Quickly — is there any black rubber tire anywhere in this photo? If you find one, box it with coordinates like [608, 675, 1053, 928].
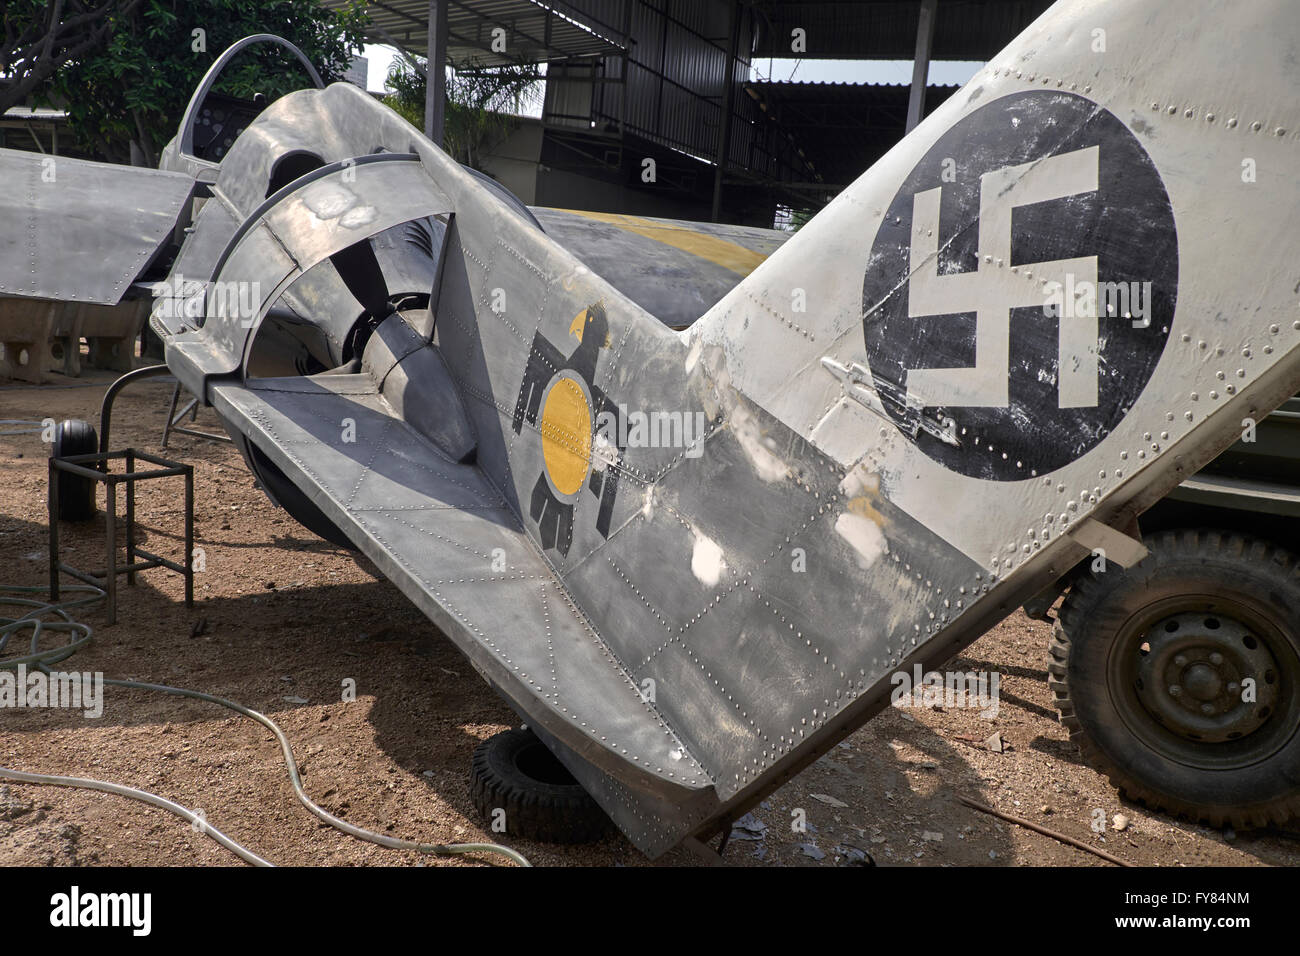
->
[469, 729, 613, 844]
[51, 419, 98, 522]
[1049, 528, 1300, 829]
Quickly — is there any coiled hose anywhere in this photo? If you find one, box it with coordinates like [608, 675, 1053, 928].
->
[0, 583, 530, 867]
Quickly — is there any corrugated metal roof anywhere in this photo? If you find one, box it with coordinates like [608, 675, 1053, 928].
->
[327, 0, 626, 65]
[1, 107, 69, 120]
[749, 0, 1054, 60]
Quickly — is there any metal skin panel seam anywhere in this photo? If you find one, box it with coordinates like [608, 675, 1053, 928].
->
[68, 0, 1297, 856]
[210, 383, 713, 810]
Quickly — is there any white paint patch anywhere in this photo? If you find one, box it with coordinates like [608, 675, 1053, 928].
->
[591, 429, 617, 472]
[561, 265, 590, 291]
[303, 183, 356, 220]
[340, 204, 378, 229]
[838, 466, 880, 499]
[835, 511, 886, 569]
[642, 486, 655, 520]
[691, 531, 726, 586]
[729, 404, 790, 483]
[684, 334, 703, 374]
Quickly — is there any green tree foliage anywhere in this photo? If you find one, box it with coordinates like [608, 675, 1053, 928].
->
[384, 54, 541, 170]
[1, 1, 140, 115]
[42, 0, 368, 165]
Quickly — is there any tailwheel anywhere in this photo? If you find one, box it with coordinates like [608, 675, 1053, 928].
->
[469, 728, 614, 844]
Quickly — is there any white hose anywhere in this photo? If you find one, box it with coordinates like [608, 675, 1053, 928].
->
[1, 584, 530, 867]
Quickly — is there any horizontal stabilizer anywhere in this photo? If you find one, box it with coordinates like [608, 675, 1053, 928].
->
[0, 148, 193, 305]
[210, 374, 715, 853]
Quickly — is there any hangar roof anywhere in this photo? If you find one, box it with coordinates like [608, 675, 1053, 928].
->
[323, 0, 626, 66]
[749, 0, 1054, 60]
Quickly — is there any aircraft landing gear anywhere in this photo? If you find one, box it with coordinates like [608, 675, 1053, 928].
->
[470, 728, 613, 845]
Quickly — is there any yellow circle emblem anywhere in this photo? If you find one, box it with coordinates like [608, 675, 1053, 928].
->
[540, 375, 592, 498]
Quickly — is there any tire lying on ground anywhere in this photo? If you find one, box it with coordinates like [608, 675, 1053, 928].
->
[51, 419, 98, 522]
[470, 728, 614, 844]
[1049, 528, 1300, 829]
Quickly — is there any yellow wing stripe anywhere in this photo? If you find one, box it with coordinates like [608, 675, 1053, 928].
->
[555, 209, 770, 276]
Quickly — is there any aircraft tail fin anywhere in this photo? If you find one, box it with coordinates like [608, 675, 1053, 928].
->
[687, 0, 1300, 505]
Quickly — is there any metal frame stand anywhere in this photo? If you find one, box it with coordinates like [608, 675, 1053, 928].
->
[49, 448, 194, 625]
[162, 380, 231, 448]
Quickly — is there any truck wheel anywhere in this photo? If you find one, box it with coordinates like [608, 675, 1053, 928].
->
[469, 728, 613, 844]
[51, 419, 98, 522]
[1049, 528, 1300, 829]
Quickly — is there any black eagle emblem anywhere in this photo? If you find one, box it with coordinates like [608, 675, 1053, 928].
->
[512, 302, 624, 555]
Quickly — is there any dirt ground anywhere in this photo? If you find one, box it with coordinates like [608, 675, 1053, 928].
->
[2, 368, 1297, 868]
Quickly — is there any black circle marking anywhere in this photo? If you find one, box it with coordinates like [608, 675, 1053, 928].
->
[862, 91, 1178, 481]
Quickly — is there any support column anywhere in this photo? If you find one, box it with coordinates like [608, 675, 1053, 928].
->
[905, 0, 937, 134]
[711, 0, 742, 223]
[424, 0, 448, 146]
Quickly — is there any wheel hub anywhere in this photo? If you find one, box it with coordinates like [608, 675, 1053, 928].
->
[1134, 612, 1280, 743]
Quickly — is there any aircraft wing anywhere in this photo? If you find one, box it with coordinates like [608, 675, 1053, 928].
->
[0, 148, 194, 306]
[531, 208, 788, 328]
